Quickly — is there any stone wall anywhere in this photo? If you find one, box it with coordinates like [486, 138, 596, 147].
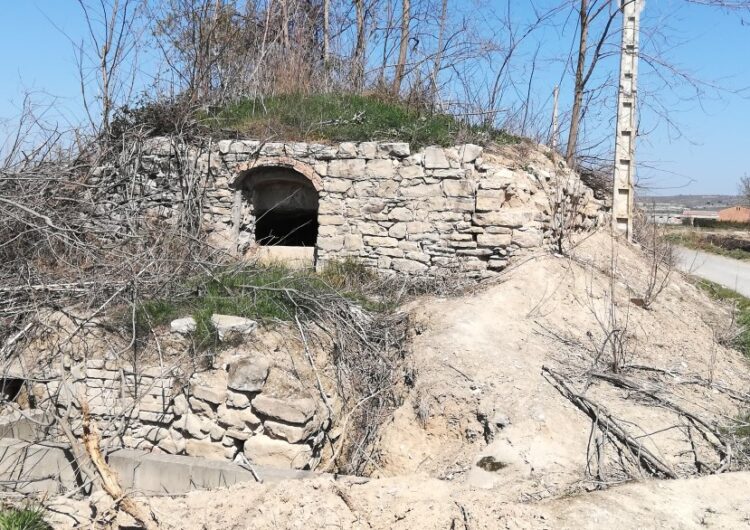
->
[94, 138, 604, 276]
[26, 316, 327, 471]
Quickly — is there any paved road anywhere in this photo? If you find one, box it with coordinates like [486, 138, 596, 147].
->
[674, 246, 750, 297]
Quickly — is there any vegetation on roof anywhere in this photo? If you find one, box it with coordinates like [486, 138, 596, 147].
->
[115, 93, 520, 149]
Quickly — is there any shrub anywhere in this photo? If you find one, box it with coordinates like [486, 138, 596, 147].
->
[0, 506, 51, 530]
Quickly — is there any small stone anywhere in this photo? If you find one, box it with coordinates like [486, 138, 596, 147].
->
[226, 390, 251, 408]
[511, 229, 543, 248]
[251, 395, 316, 425]
[211, 315, 258, 341]
[170, 317, 196, 334]
[264, 420, 317, 444]
[158, 434, 186, 454]
[227, 357, 270, 393]
[185, 439, 225, 460]
[190, 384, 227, 405]
[217, 404, 261, 429]
[459, 144, 483, 163]
[243, 434, 312, 469]
[173, 394, 189, 416]
[189, 397, 214, 415]
[184, 414, 208, 439]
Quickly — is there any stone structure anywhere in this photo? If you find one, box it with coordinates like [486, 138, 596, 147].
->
[19, 316, 327, 471]
[95, 139, 603, 276]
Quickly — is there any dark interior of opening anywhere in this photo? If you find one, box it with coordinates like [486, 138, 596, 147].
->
[255, 210, 318, 246]
[0, 377, 24, 402]
[242, 167, 319, 247]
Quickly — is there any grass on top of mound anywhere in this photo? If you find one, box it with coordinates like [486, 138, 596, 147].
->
[124, 259, 392, 352]
[198, 93, 519, 148]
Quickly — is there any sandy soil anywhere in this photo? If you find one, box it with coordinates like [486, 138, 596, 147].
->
[49, 231, 750, 529]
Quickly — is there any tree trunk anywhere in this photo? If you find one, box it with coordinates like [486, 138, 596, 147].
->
[392, 0, 410, 95]
[353, 0, 366, 91]
[566, 0, 588, 167]
[323, 0, 330, 66]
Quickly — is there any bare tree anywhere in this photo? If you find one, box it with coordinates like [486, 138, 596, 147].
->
[76, 0, 140, 134]
[392, 0, 411, 95]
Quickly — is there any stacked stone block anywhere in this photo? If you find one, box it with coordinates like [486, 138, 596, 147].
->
[93, 138, 604, 276]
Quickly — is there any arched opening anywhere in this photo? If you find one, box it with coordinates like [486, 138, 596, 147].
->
[239, 166, 319, 247]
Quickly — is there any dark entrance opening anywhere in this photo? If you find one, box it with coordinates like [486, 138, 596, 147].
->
[241, 167, 319, 247]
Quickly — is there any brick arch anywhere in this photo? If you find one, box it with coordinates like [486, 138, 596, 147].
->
[233, 157, 323, 191]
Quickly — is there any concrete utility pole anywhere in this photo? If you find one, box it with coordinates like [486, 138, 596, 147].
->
[551, 85, 559, 151]
[612, 0, 645, 240]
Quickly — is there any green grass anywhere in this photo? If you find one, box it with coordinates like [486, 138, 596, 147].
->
[126, 259, 392, 351]
[198, 93, 519, 148]
[666, 231, 750, 261]
[0, 506, 50, 530]
[694, 278, 750, 357]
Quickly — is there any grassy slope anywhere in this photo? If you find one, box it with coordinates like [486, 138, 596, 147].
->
[694, 278, 750, 356]
[667, 230, 750, 261]
[198, 93, 519, 148]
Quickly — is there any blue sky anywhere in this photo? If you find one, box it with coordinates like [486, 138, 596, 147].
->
[1, 1, 748, 195]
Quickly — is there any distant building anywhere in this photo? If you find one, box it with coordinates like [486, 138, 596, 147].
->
[718, 206, 750, 223]
[680, 209, 719, 226]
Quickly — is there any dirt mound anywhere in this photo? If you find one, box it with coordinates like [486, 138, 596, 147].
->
[48, 230, 750, 528]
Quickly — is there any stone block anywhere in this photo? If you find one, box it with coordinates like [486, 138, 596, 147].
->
[189, 397, 214, 415]
[400, 183, 442, 198]
[337, 142, 358, 158]
[472, 210, 534, 228]
[285, 142, 309, 157]
[328, 159, 365, 178]
[318, 214, 346, 225]
[388, 223, 408, 239]
[190, 384, 227, 405]
[477, 234, 512, 247]
[459, 144, 483, 163]
[388, 207, 413, 221]
[366, 159, 396, 179]
[243, 434, 312, 469]
[344, 234, 364, 250]
[210, 315, 258, 341]
[424, 147, 450, 169]
[317, 236, 344, 251]
[363, 236, 399, 248]
[170, 317, 197, 335]
[398, 165, 425, 179]
[442, 180, 474, 197]
[217, 404, 261, 430]
[259, 142, 284, 156]
[264, 420, 317, 444]
[309, 144, 339, 160]
[378, 142, 410, 158]
[226, 390, 251, 408]
[391, 258, 429, 274]
[511, 229, 543, 248]
[139, 411, 175, 423]
[324, 178, 352, 193]
[251, 396, 316, 425]
[173, 394, 189, 415]
[356, 142, 377, 159]
[185, 439, 225, 460]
